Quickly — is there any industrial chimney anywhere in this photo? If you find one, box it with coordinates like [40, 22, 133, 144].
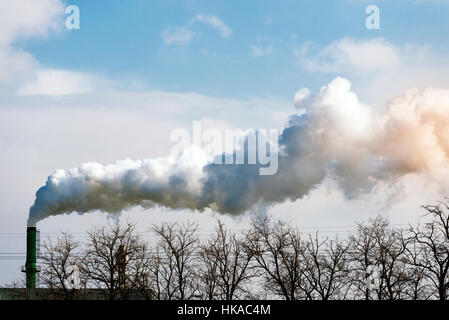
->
[22, 227, 40, 289]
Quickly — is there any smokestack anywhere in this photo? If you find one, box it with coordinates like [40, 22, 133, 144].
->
[22, 227, 40, 289]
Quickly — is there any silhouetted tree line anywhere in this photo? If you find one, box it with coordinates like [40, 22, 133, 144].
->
[38, 201, 449, 300]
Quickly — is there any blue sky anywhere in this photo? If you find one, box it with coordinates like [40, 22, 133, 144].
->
[20, 0, 449, 98]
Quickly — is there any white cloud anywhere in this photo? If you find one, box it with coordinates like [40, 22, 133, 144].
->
[193, 14, 232, 39]
[294, 37, 449, 108]
[296, 37, 400, 73]
[162, 14, 231, 47]
[0, 0, 64, 45]
[0, 0, 64, 90]
[0, 46, 37, 86]
[17, 69, 95, 95]
[293, 87, 311, 109]
[161, 26, 195, 46]
[250, 45, 274, 57]
[0, 0, 97, 96]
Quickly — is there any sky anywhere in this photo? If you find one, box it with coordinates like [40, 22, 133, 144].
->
[1, 0, 449, 285]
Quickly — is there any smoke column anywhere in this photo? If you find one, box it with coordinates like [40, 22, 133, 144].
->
[28, 77, 449, 226]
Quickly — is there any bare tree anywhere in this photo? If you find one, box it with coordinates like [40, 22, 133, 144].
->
[152, 221, 199, 300]
[349, 215, 409, 300]
[40, 232, 84, 300]
[245, 216, 312, 300]
[81, 223, 147, 300]
[373, 223, 408, 300]
[348, 218, 378, 300]
[408, 202, 449, 300]
[198, 220, 254, 300]
[129, 246, 176, 300]
[403, 239, 433, 300]
[126, 244, 156, 300]
[302, 234, 350, 300]
[197, 244, 219, 300]
[12, 203, 449, 301]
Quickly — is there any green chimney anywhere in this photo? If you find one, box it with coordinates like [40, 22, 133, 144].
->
[22, 227, 40, 289]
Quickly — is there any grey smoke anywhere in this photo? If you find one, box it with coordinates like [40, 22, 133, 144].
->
[28, 77, 449, 226]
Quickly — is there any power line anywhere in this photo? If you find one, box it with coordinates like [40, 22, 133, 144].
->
[0, 223, 416, 236]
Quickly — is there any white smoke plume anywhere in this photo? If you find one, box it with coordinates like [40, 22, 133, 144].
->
[28, 77, 449, 226]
